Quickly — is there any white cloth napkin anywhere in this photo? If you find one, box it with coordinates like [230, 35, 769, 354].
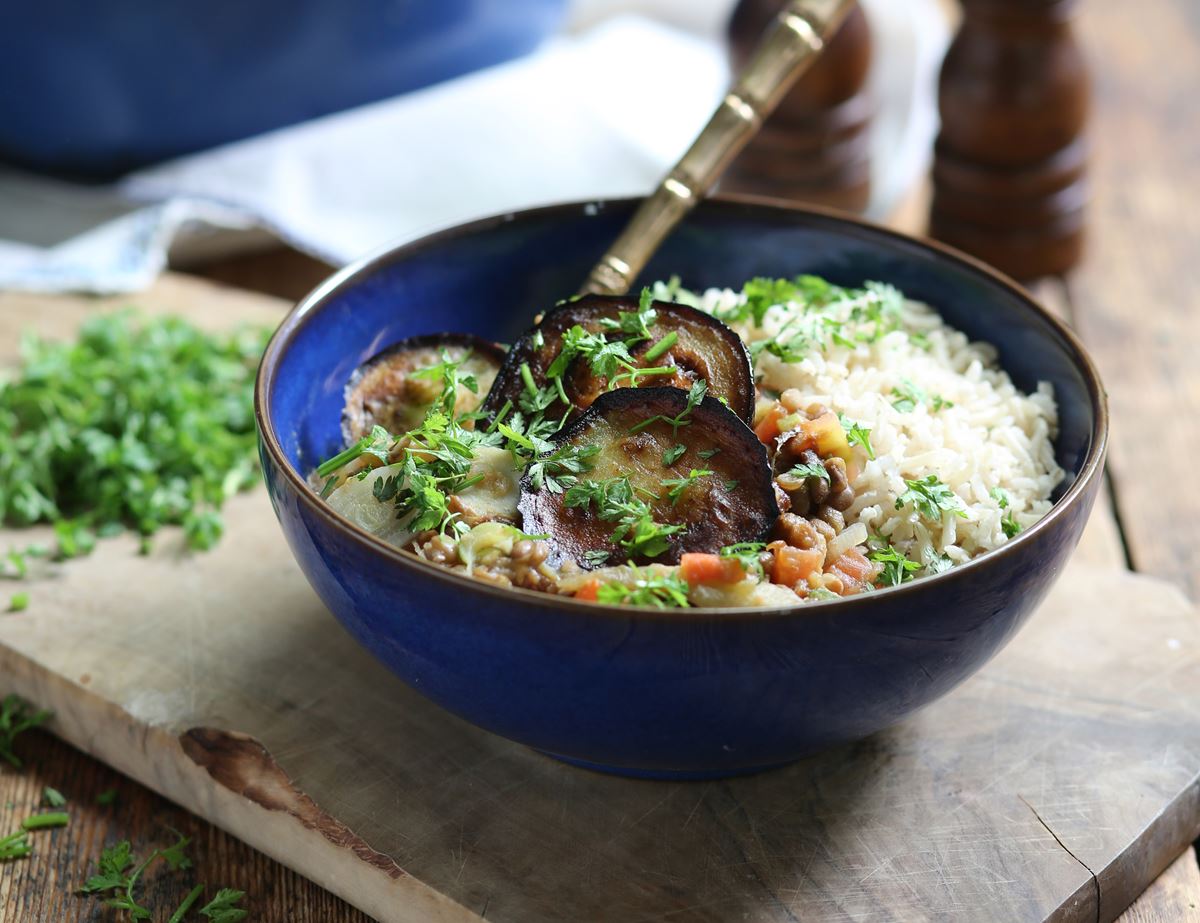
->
[0, 5, 948, 295]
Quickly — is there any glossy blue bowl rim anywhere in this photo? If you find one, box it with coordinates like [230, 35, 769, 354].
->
[254, 195, 1109, 622]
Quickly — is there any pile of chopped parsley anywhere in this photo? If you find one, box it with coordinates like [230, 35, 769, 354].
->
[0, 312, 271, 577]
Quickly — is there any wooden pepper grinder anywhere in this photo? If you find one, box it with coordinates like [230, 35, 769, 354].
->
[722, 0, 873, 213]
[931, 0, 1089, 280]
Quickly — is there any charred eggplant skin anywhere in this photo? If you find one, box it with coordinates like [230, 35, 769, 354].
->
[481, 295, 755, 425]
[341, 333, 505, 443]
[518, 387, 779, 568]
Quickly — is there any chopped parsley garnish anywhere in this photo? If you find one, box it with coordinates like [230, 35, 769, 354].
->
[697, 447, 721, 460]
[868, 542, 921, 587]
[526, 442, 599, 494]
[719, 542, 767, 578]
[839, 414, 875, 459]
[581, 549, 611, 567]
[596, 569, 690, 608]
[662, 444, 687, 466]
[990, 487, 1022, 537]
[598, 287, 658, 342]
[315, 424, 393, 479]
[80, 832, 193, 919]
[923, 551, 955, 575]
[662, 469, 713, 505]
[784, 461, 830, 482]
[0, 694, 51, 768]
[629, 378, 707, 437]
[22, 812, 68, 830]
[42, 787, 66, 807]
[805, 586, 839, 601]
[0, 828, 31, 861]
[564, 477, 684, 559]
[896, 475, 968, 521]
[197, 888, 249, 923]
[891, 378, 952, 413]
[0, 312, 269, 557]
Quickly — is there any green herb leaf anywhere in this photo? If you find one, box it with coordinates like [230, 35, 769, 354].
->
[719, 542, 767, 578]
[564, 477, 685, 560]
[96, 788, 117, 806]
[839, 414, 875, 460]
[42, 787, 66, 807]
[0, 694, 52, 769]
[581, 549, 611, 567]
[22, 812, 68, 831]
[7, 592, 28, 612]
[896, 475, 968, 521]
[784, 462, 830, 482]
[596, 568, 690, 608]
[868, 542, 921, 587]
[199, 887, 249, 923]
[662, 444, 687, 466]
[662, 469, 712, 505]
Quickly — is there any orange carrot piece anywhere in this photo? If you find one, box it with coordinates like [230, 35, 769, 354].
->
[768, 541, 825, 588]
[574, 578, 601, 602]
[680, 553, 745, 586]
[754, 406, 784, 445]
[828, 548, 874, 595]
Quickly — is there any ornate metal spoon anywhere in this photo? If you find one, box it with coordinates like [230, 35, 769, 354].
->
[580, 0, 855, 296]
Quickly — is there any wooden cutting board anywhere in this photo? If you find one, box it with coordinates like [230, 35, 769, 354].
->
[1, 276, 1198, 923]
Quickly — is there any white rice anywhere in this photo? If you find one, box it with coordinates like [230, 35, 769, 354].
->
[665, 282, 1064, 569]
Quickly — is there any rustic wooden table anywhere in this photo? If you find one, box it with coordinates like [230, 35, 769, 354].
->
[2, 0, 1199, 919]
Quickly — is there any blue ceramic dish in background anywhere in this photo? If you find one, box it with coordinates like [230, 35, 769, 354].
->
[255, 198, 1107, 779]
[0, 0, 566, 178]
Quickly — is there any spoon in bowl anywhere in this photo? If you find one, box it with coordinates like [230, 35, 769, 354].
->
[580, 0, 855, 297]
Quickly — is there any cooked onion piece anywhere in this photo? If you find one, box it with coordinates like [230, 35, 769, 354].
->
[518, 387, 778, 568]
[342, 334, 504, 443]
[481, 295, 755, 425]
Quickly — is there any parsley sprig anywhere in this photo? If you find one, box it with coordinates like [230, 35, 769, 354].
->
[80, 835, 248, 922]
[564, 477, 684, 559]
[596, 569, 690, 608]
[0, 694, 52, 769]
[867, 538, 920, 587]
[839, 414, 875, 460]
[719, 542, 768, 578]
[629, 379, 708, 437]
[896, 475, 968, 521]
[662, 469, 713, 505]
[990, 487, 1022, 538]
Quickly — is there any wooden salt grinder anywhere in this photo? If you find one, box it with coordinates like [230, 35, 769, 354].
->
[931, 0, 1089, 281]
[723, 0, 872, 213]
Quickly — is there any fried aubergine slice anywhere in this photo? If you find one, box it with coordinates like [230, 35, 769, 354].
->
[342, 333, 505, 443]
[518, 387, 778, 568]
[480, 294, 755, 426]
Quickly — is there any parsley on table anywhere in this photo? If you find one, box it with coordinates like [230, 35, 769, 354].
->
[96, 788, 118, 806]
[42, 786, 66, 807]
[198, 888, 249, 922]
[0, 312, 269, 558]
[0, 828, 31, 861]
[564, 477, 685, 559]
[896, 475, 968, 521]
[80, 833, 193, 920]
[662, 469, 713, 505]
[596, 569, 691, 608]
[839, 414, 875, 460]
[0, 694, 52, 769]
[7, 592, 27, 612]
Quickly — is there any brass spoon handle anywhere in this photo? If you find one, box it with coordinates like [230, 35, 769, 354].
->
[580, 0, 855, 297]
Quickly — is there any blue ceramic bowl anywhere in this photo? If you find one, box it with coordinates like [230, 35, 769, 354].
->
[255, 198, 1107, 779]
[0, 0, 565, 178]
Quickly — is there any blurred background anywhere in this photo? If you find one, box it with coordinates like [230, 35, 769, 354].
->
[0, 0, 953, 296]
